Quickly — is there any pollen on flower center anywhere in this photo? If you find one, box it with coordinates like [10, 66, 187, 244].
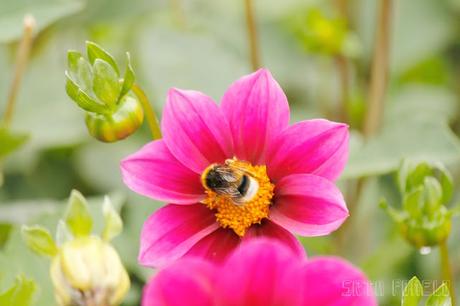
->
[201, 159, 275, 237]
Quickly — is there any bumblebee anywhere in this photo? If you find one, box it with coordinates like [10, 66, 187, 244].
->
[201, 159, 259, 204]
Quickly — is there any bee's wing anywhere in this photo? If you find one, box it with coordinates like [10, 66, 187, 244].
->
[211, 167, 242, 197]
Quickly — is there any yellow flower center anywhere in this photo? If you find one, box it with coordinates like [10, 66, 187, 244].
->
[201, 159, 275, 237]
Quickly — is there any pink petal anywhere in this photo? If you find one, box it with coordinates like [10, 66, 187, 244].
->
[185, 228, 241, 264]
[139, 204, 219, 268]
[162, 88, 233, 173]
[215, 239, 304, 306]
[303, 257, 377, 306]
[121, 140, 204, 204]
[270, 174, 348, 236]
[267, 119, 349, 182]
[221, 69, 290, 164]
[243, 220, 305, 258]
[142, 258, 214, 306]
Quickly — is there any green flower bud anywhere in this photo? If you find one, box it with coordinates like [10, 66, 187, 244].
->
[289, 8, 361, 58]
[65, 42, 143, 142]
[50, 236, 130, 306]
[382, 160, 455, 249]
[85, 94, 144, 142]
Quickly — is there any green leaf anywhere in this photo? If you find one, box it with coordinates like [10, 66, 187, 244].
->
[426, 283, 451, 306]
[344, 86, 460, 179]
[21, 225, 58, 257]
[0, 128, 29, 158]
[86, 41, 120, 75]
[0, 275, 36, 306]
[65, 71, 108, 114]
[0, 0, 84, 43]
[64, 190, 93, 237]
[402, 276, 423, 306]
[92, 59, 122, 106]
[119, 52, 136, 99]
[102, 196, 123, 241]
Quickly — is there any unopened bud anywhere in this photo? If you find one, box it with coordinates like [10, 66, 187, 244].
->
[50, 236, 130, 306]
[65, 42, 144, 142]
[382, 160, 455, 248]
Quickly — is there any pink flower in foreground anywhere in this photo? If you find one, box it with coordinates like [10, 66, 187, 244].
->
[121, 69, 349, 267]
[142, 239, 377, 306]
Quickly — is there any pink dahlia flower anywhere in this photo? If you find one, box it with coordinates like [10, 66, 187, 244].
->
[141, 239, 377, 306]
[121, 69, 349, 267]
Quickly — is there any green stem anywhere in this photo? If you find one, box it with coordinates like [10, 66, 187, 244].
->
[131, 84, 162, 140]
[2, 15, 35, 127]
[440, 240, 456, 305]
[244, 0, 261, 71]
[363, 0, 392, 138]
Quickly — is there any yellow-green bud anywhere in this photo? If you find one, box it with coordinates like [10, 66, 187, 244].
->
[65, 42, 144, 143]
[289, 8, 361, 58]
[381, 160, 456, 249]
[50, 236, 130, 306]
[85, 95, 144, 142]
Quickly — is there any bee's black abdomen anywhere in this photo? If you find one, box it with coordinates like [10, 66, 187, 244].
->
[237, 175, 249, 196]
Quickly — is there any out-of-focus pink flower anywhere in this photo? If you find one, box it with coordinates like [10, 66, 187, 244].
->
[121, 69, 349, 267]
[142, 239, 377, 306]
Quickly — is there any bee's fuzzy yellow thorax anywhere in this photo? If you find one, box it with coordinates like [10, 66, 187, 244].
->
[201, 159, 275, 237]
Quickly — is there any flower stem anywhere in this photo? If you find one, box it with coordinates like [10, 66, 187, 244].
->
[440, 240, 456, 305]
[244, 0, 261, 71]
[131, 84, 162, 140]
[2, 15, 35, 128]
[363, 0, 392, 138]
[334, 0, 350, 123]
[334, 52, 350, 123]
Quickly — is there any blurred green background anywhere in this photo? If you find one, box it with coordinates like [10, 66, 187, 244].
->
[2, 0, 460, 305]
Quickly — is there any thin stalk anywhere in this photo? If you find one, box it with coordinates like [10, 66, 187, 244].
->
[363, 0, 392, 138]
[2, 15, 35, 127]
[131, 84, 162, 140]
[244, 0, 261, 71]
[169, 0, 186, 29]
[335, 53, 350, 123]
[334, 0, 350, 123]
[440, 240, 456, 305]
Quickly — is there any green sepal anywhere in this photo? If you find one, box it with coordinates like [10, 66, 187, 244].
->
[65, 71, 108, 114]
[426, 283, 451, 306]
[76, 57, 93, 92]
[102, 196, 123, 241]
[435, 164, 453, 204]
[380, 198, 404, 223]
[21, 225, 58, 257]
[402, 276, 423, 306]
[92, 59, 122, 107]
[424, 177, 443, 214]
[67, 50, 82, 74]
[0, 128, 29, 158]
[86, 41, 120, 75]
[119, 52, 135, 99]
[403, 188, 424, 219]
[405, 161, 432, 193]
[65, 190, 93, 237]
[0, 275, 37, 306]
